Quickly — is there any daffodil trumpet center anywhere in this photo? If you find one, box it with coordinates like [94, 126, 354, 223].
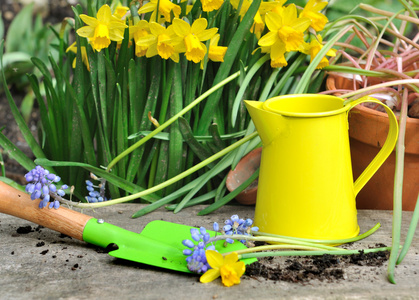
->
[184, 34, 206, 63]
[157, 33, 174, 59]
[91, 23, 111, 51]
[220, 264, 240, 287]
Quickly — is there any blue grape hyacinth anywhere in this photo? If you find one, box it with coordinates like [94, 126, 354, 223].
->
[223, 214, 259, 244]
[182, 216, 257, 274]
[182, 226, 217, 273]
[84, 173, 109, 203]
[25, 166, 68, 209]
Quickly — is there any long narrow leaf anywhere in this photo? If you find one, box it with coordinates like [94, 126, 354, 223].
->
[0, 132, 36, 171]
[198, 168, 259, 215]
[196, 0, 261, 135]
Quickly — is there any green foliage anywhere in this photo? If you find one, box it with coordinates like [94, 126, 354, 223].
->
[1, 3, 60, 90]
[0, 0, 330, 214]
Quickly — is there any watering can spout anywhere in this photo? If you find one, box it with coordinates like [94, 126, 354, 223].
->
[244, 100, 283, 146]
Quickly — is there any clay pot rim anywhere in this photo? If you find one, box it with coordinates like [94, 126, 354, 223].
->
[326, 75, 419, 125]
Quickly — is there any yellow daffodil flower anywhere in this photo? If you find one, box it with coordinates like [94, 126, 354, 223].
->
[201, 34, 228, 69]
[230, 0, 285, 39]
[303, 34, 336, 69]
[66, 42, 90, 71]
[201, 0, 224, 12]
[129, 20, 151, 57]
[77, 4, 127, 52]
[113, 5, 130, 19]
[200, 251, 245, 287]
[258, 5, 311, 53]
[258, 40, 288, 68]
[137, 22, 183, 62]
[300, 0, 329, 32]
[138, 0, 181, 23]
[172, 18, 218, 64]
[208, 34, 227, 62]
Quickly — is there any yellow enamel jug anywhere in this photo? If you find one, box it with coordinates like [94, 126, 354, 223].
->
[245, 94, 399, 240]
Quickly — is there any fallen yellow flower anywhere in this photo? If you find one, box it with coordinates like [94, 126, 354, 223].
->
[200, 250, 245, 287]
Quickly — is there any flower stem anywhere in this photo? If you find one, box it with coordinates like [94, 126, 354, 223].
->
[228, 244, 330, 256]
[359, 4, 419, 25]
[238, 247, 392, 260]
[397, 193, 419, 265]
[59, 131, 258, 208]
[387, 88, 409, 284]
[209, 234, 342, 251]
[254, 223, 381, 245]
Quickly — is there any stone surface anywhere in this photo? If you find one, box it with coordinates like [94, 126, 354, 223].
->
[1, 204, 418, 299]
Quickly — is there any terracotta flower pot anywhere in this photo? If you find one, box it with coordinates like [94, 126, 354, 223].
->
[226, 147, 262, 205]
[327, 75, 419, 210]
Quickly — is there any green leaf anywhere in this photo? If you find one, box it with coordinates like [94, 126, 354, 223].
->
[0, 13, 4, 41]
[5, 3, 34, 53]
[196, 0, 262, 135]
[166, 62, 184, 194]
[0, 131, 36, 172]
[179, 117, 214, 167]
[198, 168, 259, 215]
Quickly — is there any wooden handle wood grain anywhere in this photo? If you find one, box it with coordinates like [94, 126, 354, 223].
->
[0, 181, 93, 240]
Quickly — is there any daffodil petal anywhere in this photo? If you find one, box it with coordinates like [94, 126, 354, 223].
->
[149, 22, 166, 36]
[233, 261, 246, 277]
[76, 26, 95, 38]
[79, 15, 98, 27]
[271, 39, 286, 60]
[210, 34, 220, 46]
[258, 31, 278, 47]
[138, 2, 156, 14]
[281, 4, 297, 26]
[224, 252, 239, 265]
[146, 44, 158, 57]
[206, 250, 224, 269]
[109, 21, 128, 30]
[172, 18, 190, 36]
[170, 52, 180, 63]
[109, 30, 124, 42]
[197, 28, 218, 42]
[97, 4, 112, 22]
[200, 268, 221, 283]
[265, 12, 281, 31]
[137, 34, 156, 47]
[66, 41, 77, 53]
[293, 17, 311, 32]
[191, 18, 208, 34]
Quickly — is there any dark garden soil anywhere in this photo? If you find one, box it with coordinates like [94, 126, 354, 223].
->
[245, 248, 390, 283]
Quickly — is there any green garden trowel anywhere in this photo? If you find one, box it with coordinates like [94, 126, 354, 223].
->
[0, 181, 256, 273]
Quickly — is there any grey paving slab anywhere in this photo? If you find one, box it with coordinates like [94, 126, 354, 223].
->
[1, 204, 418, 299]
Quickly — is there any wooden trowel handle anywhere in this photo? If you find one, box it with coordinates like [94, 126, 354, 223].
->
[0, 181, 92, 240]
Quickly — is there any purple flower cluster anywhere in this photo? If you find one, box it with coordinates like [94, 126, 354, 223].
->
[223, 214, 259, 245]
[25, 166, 68, 209]
[85, 173, 109, 203]
[182, 215, 258, 274]
[182, 226, 216, 273]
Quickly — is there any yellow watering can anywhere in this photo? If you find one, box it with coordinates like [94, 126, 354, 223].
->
[245, 94, 399, 240]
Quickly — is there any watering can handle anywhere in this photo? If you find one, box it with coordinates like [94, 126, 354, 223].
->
[348, 97, 399, 196]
